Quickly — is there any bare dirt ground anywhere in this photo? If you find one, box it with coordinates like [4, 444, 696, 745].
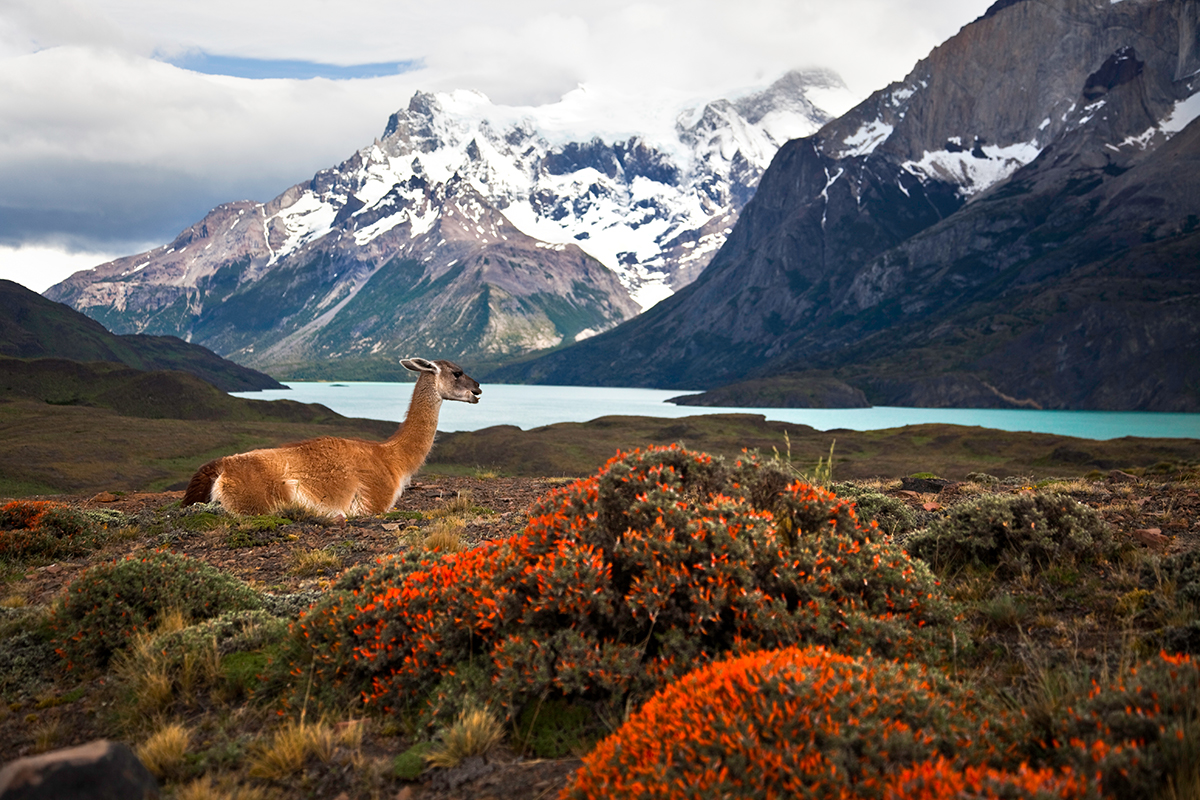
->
[4, 471, 1200, 799]
[17, 477, 551, 606]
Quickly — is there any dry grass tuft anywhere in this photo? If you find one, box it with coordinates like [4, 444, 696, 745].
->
[112, 626, 222, 720]
[425, 491, 474, 519]
[287, 548, 343, 577]
[114, 634, 176, 717]
[111, 524, 143, 542]
[247, 720, 337, 780]
[399, 524, 423, 549]
[335, 718, 366, 750]
[30, 716, 64, 753]
[156, 607, 191, 636]
[426, 706, 505, 769]
[176, 774, 276, 800]
[1, 593, 27, 608]
[1045, 478, 1102, 496]
[423, 519, 466, 554]
[136, 721, 192, 780]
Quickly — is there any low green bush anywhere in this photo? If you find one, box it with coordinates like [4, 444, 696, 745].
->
[153, 609, 287, 660]
[221, 651, 271, 698]
[905, 492, 1114, 576]
[513, 696, 598, 758]
[1159, 550, 1200, 607]
[177, 512, 225, 532]
[393, 742, 433, 780]
[838, 488, 919, 538]
[49, 551, 262, 668]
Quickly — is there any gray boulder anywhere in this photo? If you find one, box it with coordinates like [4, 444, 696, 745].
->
[0, 740, 158, 800]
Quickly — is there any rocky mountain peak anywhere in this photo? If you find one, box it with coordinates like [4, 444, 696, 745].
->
[496, 0, 1200, 412]
[46, 70, 842, 378]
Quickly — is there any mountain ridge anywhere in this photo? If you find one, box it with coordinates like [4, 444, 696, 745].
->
[494, 0, 1200, 412]
[0, 279, 283, 393]
[45, 71, 847, 379]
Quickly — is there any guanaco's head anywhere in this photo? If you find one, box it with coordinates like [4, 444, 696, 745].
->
[401, 358, 482, 404]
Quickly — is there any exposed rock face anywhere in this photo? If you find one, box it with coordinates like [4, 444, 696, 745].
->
[45, 72, 845, 379]
[668, 374, 869, 408]
[498, 0, 1200, 411]
[0, 740, 158, 800]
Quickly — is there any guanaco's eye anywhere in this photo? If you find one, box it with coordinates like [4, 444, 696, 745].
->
[453, 370, 463, 378]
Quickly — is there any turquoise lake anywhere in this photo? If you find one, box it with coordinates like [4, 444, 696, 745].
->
[230, 383, 1200, 441]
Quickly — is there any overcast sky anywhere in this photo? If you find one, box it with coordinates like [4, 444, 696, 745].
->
[0, 0, 994, 292]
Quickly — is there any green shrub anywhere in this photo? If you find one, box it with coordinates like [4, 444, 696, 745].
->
[153, 609, 287, 660]
[514, 696, 598, 758]
[222, 651, 271, 698]
[1163, 621, 1200, 655]
[393, 742, 433, 780]
[840, 488, 919, 538]
[1160, 550, 1200, 608]
[260, 591, 324, 619]
[905, 492, 1114, 576]
[563, 645, 1029, 800]
[290, 446, 959, 723]
[0, 621, 58, 698]
[177, 512, 225, 532]
[49, 551, 262, 668]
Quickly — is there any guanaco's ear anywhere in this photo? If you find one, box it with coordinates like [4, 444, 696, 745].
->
[400, 358, 439, 374]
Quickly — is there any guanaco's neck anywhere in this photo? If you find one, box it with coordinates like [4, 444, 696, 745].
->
[386, 374, 442, 462]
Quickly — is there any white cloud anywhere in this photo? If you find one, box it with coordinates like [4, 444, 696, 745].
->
[0, 0, 995, 282]
[0, 243, 132, 293]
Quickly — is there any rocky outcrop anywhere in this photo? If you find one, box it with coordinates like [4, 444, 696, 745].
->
[0, 740, 158, 800]
[496, 0, 1200, 411]
[668, 374, 869, 408]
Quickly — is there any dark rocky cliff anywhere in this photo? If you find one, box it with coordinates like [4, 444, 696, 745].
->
[0, 280, 283, 392]
[496, 0, 1200, 411]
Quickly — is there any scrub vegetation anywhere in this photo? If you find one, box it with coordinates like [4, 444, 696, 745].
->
[2, 440, 1199, 799]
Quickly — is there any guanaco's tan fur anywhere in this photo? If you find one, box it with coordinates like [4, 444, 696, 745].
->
[182, 358, 481, 518]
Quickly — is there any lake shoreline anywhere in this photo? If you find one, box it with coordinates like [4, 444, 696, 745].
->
[233, 382, 1200, 441]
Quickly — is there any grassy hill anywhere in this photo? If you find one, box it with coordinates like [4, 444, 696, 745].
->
[0, 279, 282, 392]
[0, 357, 396, 495]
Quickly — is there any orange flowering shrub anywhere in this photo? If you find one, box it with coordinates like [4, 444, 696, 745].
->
[1031, 651, 1200, 800]
[882, 757, 1098, 799]
[293, 446, 960, 720]
[563, 645, 1026, 800]
[1, 500, 58, 530]
[0, 500, 103, 560]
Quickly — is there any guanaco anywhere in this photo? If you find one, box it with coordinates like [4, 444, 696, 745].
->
[181, 358, 481, 518]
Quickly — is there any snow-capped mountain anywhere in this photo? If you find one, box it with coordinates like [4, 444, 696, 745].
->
[499, 0, 1200, 411]
[353, 68, 846, 308]
[45, 70, 849, 378]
